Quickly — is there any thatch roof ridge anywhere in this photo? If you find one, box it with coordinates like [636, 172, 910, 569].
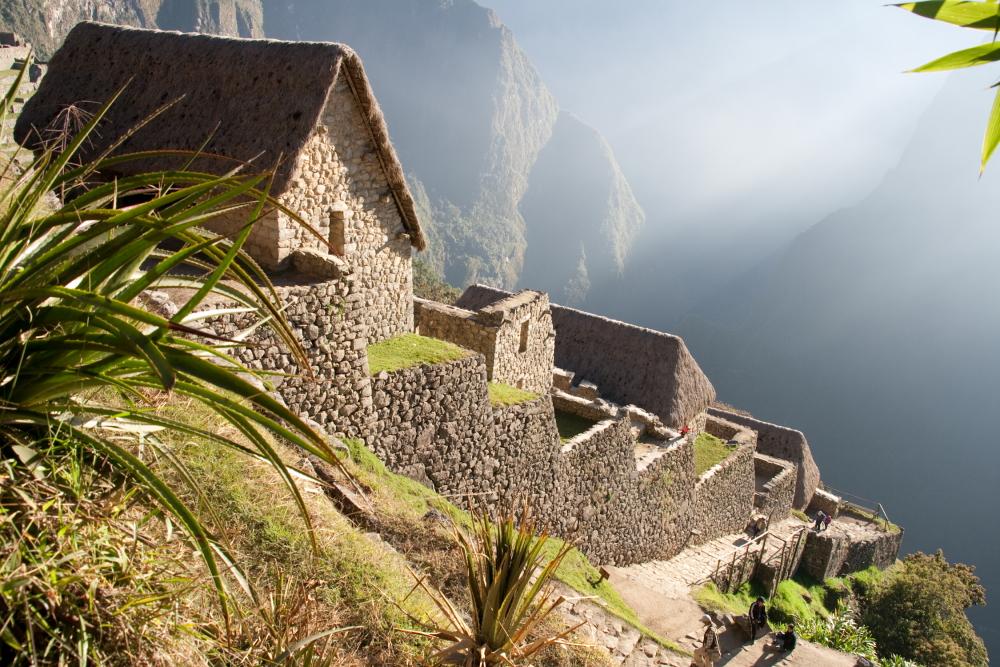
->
[14, 21, 424, 249]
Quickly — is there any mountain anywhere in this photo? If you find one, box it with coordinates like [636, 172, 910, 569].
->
[0, 0, 263, 58]
[2, 0, 643, 298]
[673, 73, 1000, 653]
[518, 111, 644, 304]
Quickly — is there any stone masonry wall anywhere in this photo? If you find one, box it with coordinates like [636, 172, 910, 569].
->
[366, 353, 701, 565]
[753, 453, 796, 522]
[800, 529, 903, 581]
[415, 292, 554, 394]
[708, 408, 820, 509]
[202, 272, 374, 441]
[283, 76, 414, 344]
[691, 442, 755, 545]
[477, 290, 554, 394]
[491, 395, 561, 502]
[370, 354, 497, 494]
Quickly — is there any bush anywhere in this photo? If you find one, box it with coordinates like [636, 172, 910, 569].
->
[863, 550, 987, 666]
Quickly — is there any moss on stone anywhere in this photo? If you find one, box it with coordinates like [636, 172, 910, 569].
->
[554, 410, 598, 443]
[487, 382, 538, 407]
[693, 432, 733, 476]
[367, 333, 468, 375]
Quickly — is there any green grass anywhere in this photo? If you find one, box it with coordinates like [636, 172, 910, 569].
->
[488, 382, 539, 407]
[555, 410, 598, 443]
[367, 333, 469, 374]
[693, 432, 734, 476]
[345, 436, 685, 654]
[792, 509, 811, 523]
[694, 568, 886, 627]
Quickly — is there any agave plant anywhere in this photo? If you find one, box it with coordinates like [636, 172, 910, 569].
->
[896, 1, 1000, 170]
[0, 63, 342, 629]
[400, 506, 582, 666]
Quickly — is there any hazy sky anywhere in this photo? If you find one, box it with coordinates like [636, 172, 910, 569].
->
[487, 0, 976, 242]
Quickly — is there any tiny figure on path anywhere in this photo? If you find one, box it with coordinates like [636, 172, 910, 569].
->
[692, 615, 722, 667]
[771, 623, 797, 652]
[823, 513, 833, 531]
[748, 596, 768, 643]
[813, 509, 826, 531]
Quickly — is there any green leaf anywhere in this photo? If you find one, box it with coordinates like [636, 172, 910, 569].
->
[896, 1, 1000, 31]
[912, 41, 1000, 72]
[980, 86, 1000, 171]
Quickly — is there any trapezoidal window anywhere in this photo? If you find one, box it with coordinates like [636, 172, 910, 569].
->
[329, 209, 347, 256]
[519, 319, 530, 353]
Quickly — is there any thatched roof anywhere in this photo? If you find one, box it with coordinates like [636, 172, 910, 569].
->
[14, 22, 425, 249]
[458, 285, 717, 428]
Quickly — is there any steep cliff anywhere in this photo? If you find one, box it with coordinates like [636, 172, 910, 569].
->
[518, 112, 644, 305]
[262, 0, 559, 290]
[0, 0, 263, 58]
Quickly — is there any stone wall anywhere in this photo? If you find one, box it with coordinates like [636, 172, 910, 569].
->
[707, 408, 820, 509]
[213, 75, 414, 344]
[491, 394, 561, 502]
[691, 442, 756, 544]
[457, 285, 715, 428]
[202, 270, 374, 441]
[799, 528, 903, 580]
[362, 351, 702, 565]
[369, 354, 496, 493]
[414, 291, 555, 394]
[753, 453, 796, 522]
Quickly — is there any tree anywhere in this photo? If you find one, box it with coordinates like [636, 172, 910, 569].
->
[897, 1, 1000, 172]
[863, 550, 987, 666]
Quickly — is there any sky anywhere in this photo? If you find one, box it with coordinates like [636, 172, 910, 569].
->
[486, 0, 975, 245]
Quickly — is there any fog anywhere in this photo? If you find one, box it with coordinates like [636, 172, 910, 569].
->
[489, 0, 999, 654]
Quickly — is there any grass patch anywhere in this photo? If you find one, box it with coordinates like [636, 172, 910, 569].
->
[555, 410, 598, 443]
[694, 568, 886, 628]
[693, 432, 733, 476]
[344, 436, 683, 654]
[367, 333, 468, 374]
[792, 508, 811, 523]
[488, 382, 539, 407]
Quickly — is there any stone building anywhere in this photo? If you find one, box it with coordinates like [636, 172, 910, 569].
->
[414, 289, 555, 393]
[457, 284, 717, 430]
[14, 21, 424, 343]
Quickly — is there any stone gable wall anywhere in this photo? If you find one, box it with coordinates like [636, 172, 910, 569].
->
[414, 293, 554, 394]
[217, 76, 413, 343]
[483, 291, 554, 394]
[691, 442, 756, 545]
[708, 408, 820, 509]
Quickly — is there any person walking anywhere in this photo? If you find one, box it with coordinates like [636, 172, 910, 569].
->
[692, 615, 722, 666]
[813, 509, 826, 531]
[748, 596, 768, 642]
[823, 513, 833, 531]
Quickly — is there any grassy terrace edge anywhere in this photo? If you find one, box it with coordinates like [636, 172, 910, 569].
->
[367, 332, 469, 375]
[693, 432, 733, 476]
[487, 381, 539, 406]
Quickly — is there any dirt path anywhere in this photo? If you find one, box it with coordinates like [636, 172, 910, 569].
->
[606, 520, 858, 667]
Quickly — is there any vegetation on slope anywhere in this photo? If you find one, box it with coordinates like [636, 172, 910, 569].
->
[693, 432, 732, 476]
[0, 74, 348, 663]
[367, 333, 469, 374]
[413, 257, 462, 305]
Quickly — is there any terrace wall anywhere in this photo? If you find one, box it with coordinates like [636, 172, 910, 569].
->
[691, 442, 756, 544]
[753, 453, 796, 522]
[708, 408, 820, 509]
